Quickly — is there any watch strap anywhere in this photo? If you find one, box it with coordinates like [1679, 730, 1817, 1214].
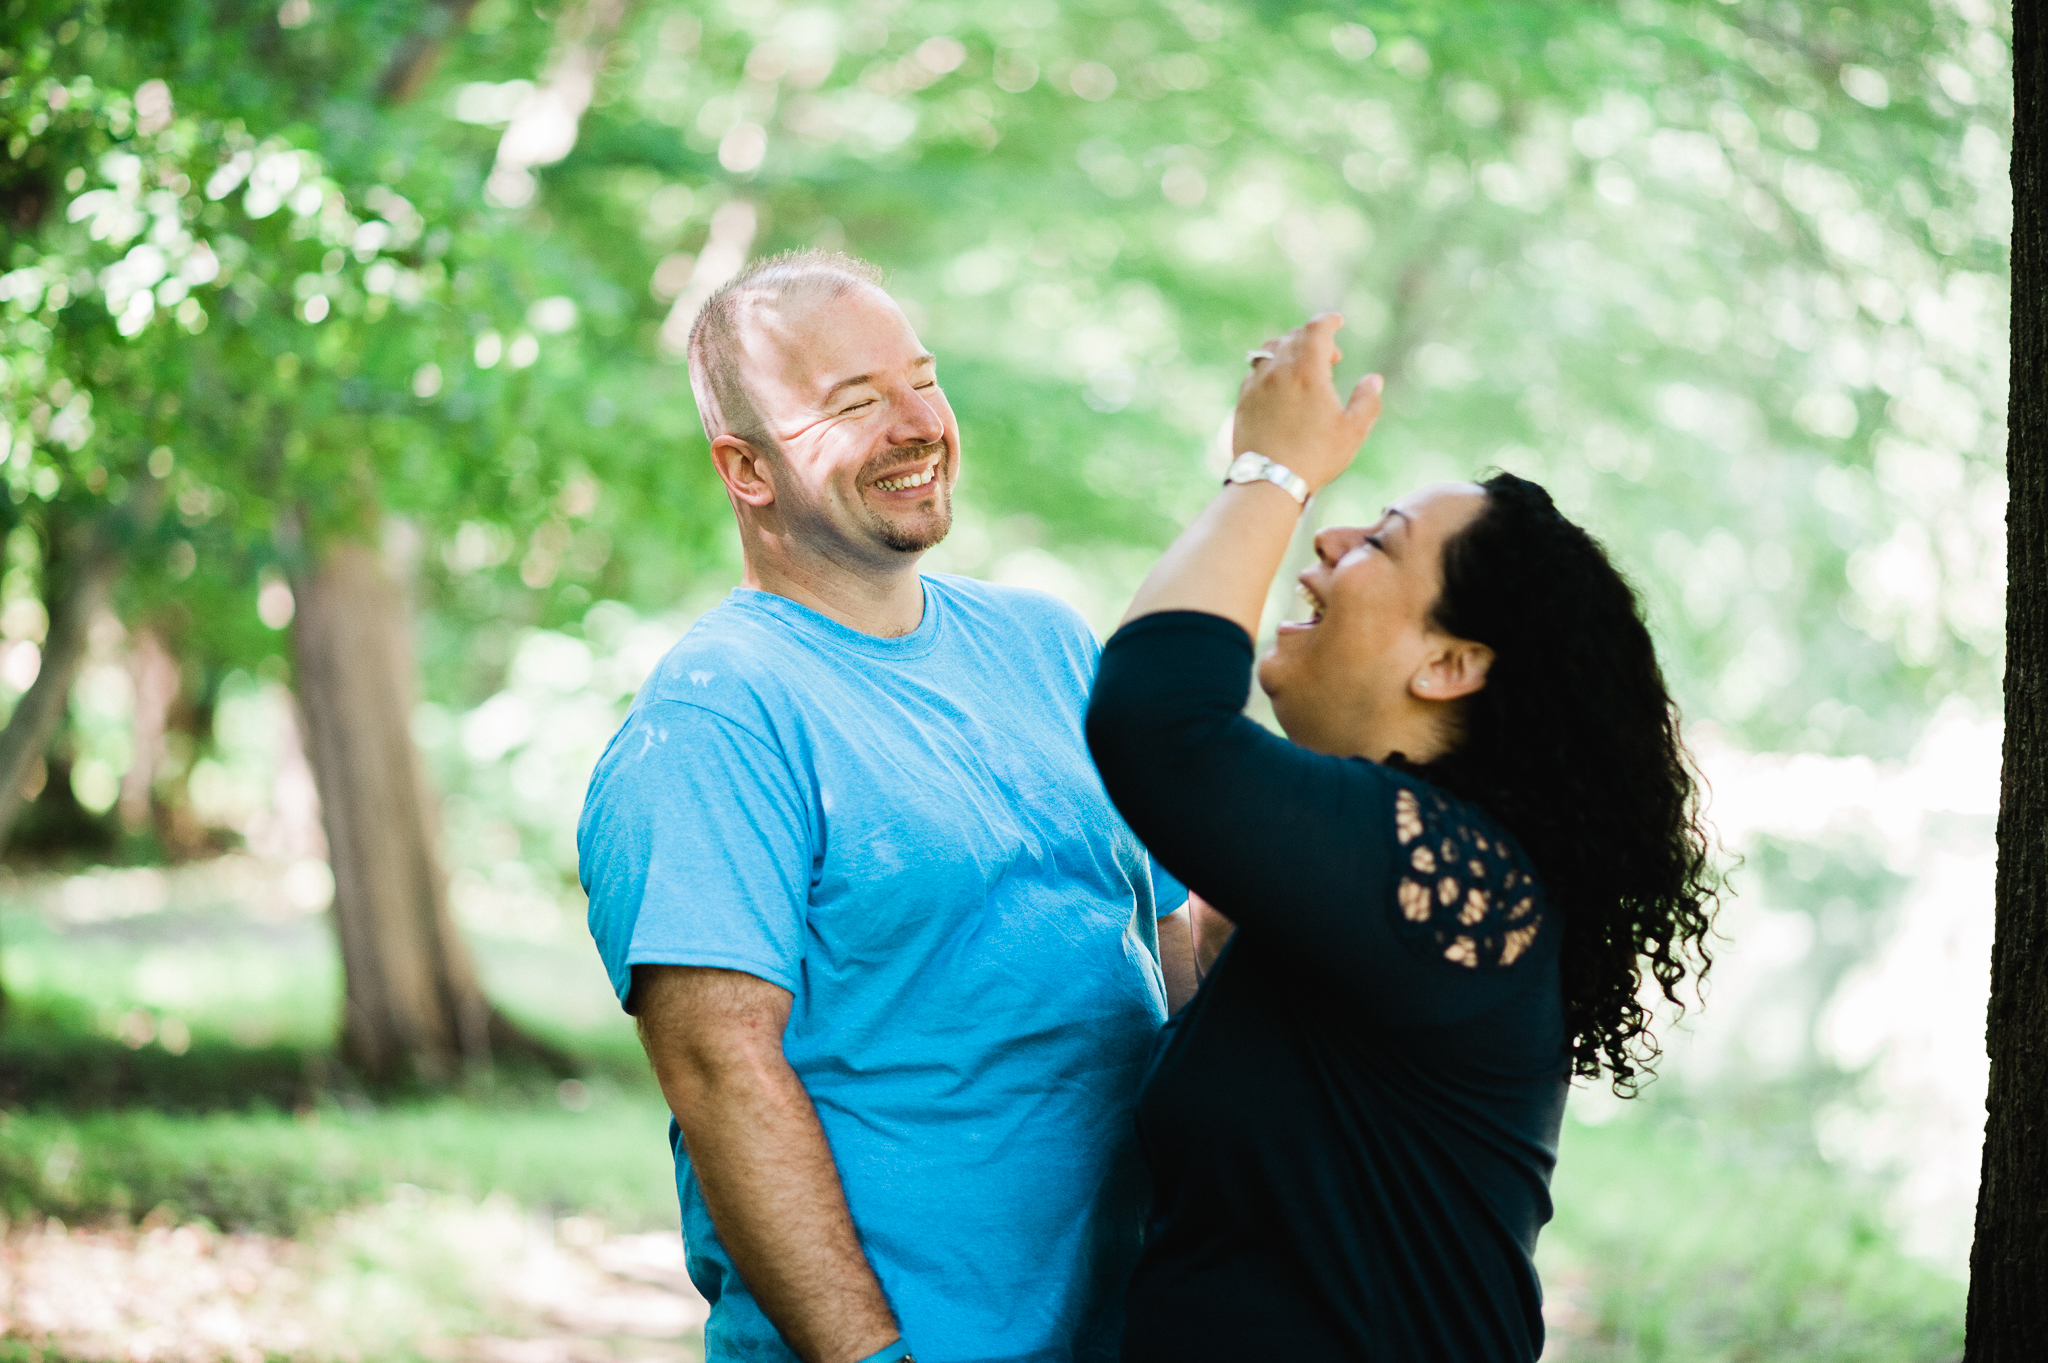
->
[1224, 451, 1312, 505]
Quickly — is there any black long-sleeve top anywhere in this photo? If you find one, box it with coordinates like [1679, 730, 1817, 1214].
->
[1086, 611, 1570, 1362]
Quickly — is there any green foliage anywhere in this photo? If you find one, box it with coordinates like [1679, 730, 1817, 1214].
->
[0, 883, 650, 1096]
[0, 1082, 1972, 1342]
[0, 11, 1999, 1354]
[0, 1086, 676, 1235]
[0, 992, 318, 1112]
[0, 0, 2013, 765]
[496, 0, 2008, 756]
[0, 1105, 384, 1232]
[1541, 1112, 1968, 1360]
[378, 0, 2012, 894]
[0, 887, 671, 1234]
[0, 879, 343, 1051]
[1, 0, 655, 698]
[0, 861, 1971, 1348]
[0, 1343, 64, 1363]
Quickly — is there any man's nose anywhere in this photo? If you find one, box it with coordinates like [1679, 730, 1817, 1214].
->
[892, 387, 946, 445]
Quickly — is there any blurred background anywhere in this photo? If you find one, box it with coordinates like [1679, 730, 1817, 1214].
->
[0, 0, 2010, 1358]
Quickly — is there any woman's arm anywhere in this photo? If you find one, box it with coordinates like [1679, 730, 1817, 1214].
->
[1090, 319, 1547, 1020]
[1120, 313, 1382, 632]
[1087, 616, 1547, 1026]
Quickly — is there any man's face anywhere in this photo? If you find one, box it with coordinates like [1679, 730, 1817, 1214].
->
[736, 284, 959, 564]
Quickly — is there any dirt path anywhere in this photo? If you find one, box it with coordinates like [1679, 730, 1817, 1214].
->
[0, 1195, 707, 1363]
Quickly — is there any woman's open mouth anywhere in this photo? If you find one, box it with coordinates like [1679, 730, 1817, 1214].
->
[1294, 580, 1325, 625]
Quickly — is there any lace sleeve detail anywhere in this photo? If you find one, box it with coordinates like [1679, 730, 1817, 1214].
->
[1391, 784, 1545, 970]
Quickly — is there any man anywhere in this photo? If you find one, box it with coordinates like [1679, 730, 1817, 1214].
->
[578, 250, 1195, 1363]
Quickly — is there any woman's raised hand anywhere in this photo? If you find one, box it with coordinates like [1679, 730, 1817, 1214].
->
[1117, 313, 1385, 632]
[1234, 313, 1384, 494]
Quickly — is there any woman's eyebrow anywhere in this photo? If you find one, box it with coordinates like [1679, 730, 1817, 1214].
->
[1369, 508, 1411, 556]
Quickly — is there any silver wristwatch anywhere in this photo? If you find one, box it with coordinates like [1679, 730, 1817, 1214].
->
[1222, 450, 1312, 505]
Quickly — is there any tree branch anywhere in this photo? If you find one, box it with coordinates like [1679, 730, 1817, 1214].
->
[376, 0, 483, 108]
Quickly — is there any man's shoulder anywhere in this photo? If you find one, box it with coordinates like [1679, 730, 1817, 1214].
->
[588, 605, 806, 805]
[633, 595, 808, 711]
[927, 574, 1098, 648]
[592, 603, 823, 783]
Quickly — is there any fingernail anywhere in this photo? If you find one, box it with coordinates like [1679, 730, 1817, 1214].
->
[1365, 373, 1384, 394]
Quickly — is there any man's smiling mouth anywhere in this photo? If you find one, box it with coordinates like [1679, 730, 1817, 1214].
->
[874, 465, 937, 492]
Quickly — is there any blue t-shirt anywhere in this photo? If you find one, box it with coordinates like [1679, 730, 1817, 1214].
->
[578, 574, 1185, 1363]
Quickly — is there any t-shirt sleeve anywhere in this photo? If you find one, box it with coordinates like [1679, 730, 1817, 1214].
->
[1151, 859, 1189, 918]
[1086, 611, 1550, 1028]
[577, 698, 814, 1010]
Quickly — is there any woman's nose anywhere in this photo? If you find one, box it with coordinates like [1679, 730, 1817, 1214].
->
[1315, 525, 1368, 565]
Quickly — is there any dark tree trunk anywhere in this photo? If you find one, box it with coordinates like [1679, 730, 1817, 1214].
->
[1966, 6, 2048, 1353]
[291, 540, 577, 1084]
[274, 11, 590, 1087]
[0, 485, 158, 1016]
[291, 540, 493, 1084]
[0, 527, 121, 850]
[0, 482, 159, 851]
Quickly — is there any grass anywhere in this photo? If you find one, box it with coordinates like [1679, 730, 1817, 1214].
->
[0, 882, 677, 1236]
[0, 873, 1973, 1361]
[1540, 1108, 1967, 1361]
[0, 1084, 678, 1234]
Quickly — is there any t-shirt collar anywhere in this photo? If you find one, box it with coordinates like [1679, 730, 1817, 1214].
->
[728, 576, 945, 660]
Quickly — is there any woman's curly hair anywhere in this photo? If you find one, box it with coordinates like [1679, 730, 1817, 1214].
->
[1392, 472, 1720, 1094]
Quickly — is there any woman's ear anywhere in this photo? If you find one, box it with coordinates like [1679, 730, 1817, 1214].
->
[1411, 640, 1493, 702]
[711, 435, 777, 508]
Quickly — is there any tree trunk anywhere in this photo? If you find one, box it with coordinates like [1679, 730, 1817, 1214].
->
[277, 13, 586, 1088]
[0, 486, 158, 1017]
[0, 483, 159, 851]
[291, 540, 493, 1085]
[0, 538, 117, 852]
[119, 624, 178, 832]
[1965, 7, 2048, 1353]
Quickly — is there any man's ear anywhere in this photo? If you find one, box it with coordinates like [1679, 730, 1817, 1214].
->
[1411, 639, 1493, 702]
[710, 434, 777, 508]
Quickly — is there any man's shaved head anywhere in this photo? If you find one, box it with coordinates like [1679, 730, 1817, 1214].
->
[689, 246, 958, 586]
[686, 249, 887, 453]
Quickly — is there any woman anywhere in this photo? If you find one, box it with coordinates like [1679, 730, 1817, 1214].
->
[1085, 315, 1717, 1361]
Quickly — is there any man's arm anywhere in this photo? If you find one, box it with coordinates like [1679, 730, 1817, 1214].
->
[634, 964, 901, 1363]
[1158, 906, 1199, 1011]
[1190, 892, 1236, 980]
